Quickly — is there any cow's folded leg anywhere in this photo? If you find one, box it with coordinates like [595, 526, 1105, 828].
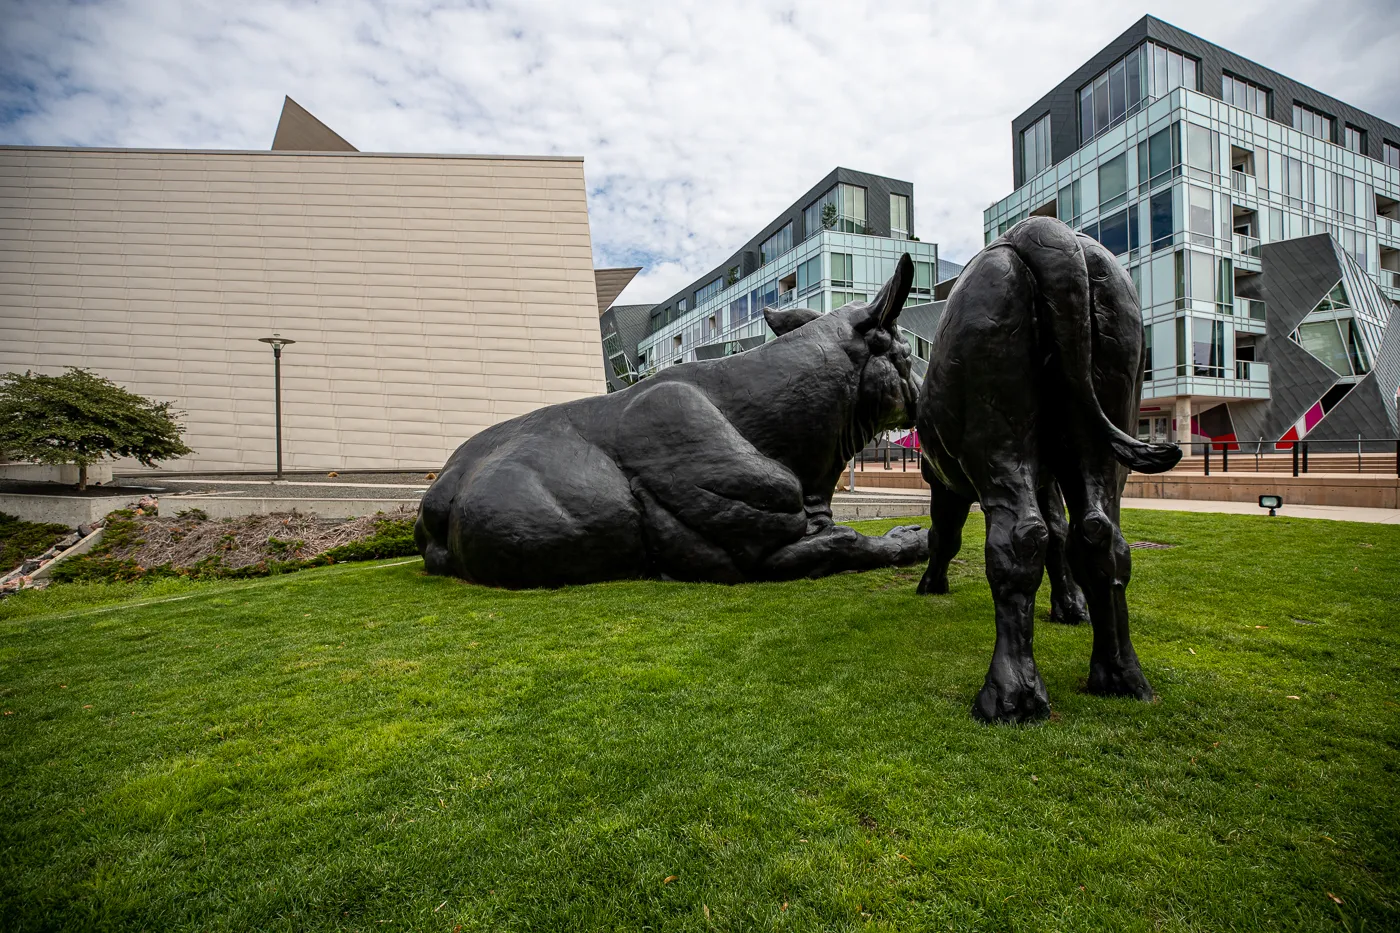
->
[632, 484, 745, 584]
[759, 523, 928, 580]
[1039, 481, 1089, 625]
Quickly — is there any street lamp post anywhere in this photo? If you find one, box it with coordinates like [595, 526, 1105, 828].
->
[258, 334, 296, 479]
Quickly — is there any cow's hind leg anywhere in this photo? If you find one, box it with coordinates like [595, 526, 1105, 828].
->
[1039, 482, 1089, 625]
[917, 478, 972, 595]
[1061, 465, 1153, 701]
[973, 483, 1052, 724]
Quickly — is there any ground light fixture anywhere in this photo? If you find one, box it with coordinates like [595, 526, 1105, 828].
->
[257, 334, 296, 480]
[1259, 494, 1283, 516]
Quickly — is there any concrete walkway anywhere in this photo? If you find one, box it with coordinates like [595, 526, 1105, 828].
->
[1120, 497, 1400, 524]
[837, 487, 1399, 524]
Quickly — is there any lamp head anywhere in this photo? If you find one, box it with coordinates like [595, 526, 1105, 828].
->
[259, 333, 296, 350]
[1258, 494, 1283, 516]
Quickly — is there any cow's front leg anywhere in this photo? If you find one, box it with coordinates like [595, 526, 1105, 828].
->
[759, 523, 928, 580]
[916, 479, 972, 596]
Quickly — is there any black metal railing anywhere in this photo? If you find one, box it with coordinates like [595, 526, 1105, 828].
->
[1187, 437, 1400, 477]
[856, 443, 918, 472]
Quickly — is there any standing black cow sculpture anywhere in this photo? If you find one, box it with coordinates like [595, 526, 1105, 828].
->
[416, 255, 928, 587]
[916, 217, 1181, 724]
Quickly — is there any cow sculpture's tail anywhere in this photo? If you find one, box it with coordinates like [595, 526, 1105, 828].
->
[1001, 218, 1182, 475]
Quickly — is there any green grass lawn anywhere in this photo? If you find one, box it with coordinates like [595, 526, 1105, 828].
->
[1, 511, 1397, 932]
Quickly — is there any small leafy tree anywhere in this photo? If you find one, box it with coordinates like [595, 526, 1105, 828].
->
[821, 202, 838, 230]
[0, 368, 193, 490]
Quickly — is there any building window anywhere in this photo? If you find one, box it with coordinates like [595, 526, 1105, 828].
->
[1150, 189, 1175, 251]
[1292, 103, 1333, 142]
[830, 253, 854, 288]
[1097, 208, 1131, 256]
[1343, 125, 1365, 154]
[1021, 114, 1052, 181]
[728, 295, 749, 329]
[1385, 141, 1400, 170]
[804, 184, 866, 236]
[678, 298, 688, 313]
[795, 256, 822, 294]
[1137, 123, 1181, 190]
[695, 277, 723, 306]
[1221, 73, 1269, 118]
[890, 193, 910, 238]
[912, 261, 935, 297]
[1193, 317, 1225, 377]
[1099, 152, 1127, 210]
[1079, 41, 1195, 144]
[1185, 122, 1219, 181]
[1058, 179, 1082, 223]
[1188, 185, 1214, 245]
[760, 222, 793, 265]
[1289, 282, 1372, 377]
[901, 329, 932, 361]
[830, 291, 867, 308]
[603, 332, 638, 386]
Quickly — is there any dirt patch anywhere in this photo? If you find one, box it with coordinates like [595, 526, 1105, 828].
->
[104, 506, 419, 570]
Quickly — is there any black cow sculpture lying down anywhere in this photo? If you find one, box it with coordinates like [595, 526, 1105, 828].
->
[417, 255, 929, 587]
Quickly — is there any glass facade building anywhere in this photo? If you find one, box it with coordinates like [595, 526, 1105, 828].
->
[990, 17, 1400, 447]
[618, 168, 939, 380]
[636, 231, 939, 374]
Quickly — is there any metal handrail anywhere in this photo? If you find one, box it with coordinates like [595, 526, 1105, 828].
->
[1185, 437, 1400, 477]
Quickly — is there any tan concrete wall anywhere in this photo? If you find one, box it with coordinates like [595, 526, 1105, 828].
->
[0, 146, 606, 471]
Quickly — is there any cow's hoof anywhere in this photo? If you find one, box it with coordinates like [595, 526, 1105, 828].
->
[972, 669, 1051, 724]
[883, 525, 931, 564]
[916, 568, 949, 595]
[1049, 600, 1089, 625]
[1086, 662, 1154, 701]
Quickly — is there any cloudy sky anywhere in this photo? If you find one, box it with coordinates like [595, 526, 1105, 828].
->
[3, 0, 1397, 303]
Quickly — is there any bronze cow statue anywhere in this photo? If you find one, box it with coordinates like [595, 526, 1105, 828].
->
[916, 217, 1181, 723]
[417, 256, 928, 587]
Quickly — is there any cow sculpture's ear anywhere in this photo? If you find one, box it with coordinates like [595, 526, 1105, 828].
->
[859, 253, 914, 332]
[763, 306, 822, 337]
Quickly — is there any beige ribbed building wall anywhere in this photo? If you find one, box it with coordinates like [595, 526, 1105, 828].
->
[0, 146, 607, 472]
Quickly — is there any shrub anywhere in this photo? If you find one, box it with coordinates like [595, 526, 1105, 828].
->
[0, 512, 72, 573]
[0, 368, 192, 489]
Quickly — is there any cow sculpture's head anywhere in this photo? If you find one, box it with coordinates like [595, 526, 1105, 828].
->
[763, 253, 919, 445]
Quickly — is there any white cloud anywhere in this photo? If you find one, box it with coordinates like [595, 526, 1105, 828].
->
[2, 0, 1397, 304]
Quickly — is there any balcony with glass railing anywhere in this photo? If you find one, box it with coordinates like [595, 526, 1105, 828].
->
[1233, 233, 1261, 257]
[1235, 359, 1269, 382]
[1143, 369, 1272, 401]
[1236, 297, 1267, 321]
